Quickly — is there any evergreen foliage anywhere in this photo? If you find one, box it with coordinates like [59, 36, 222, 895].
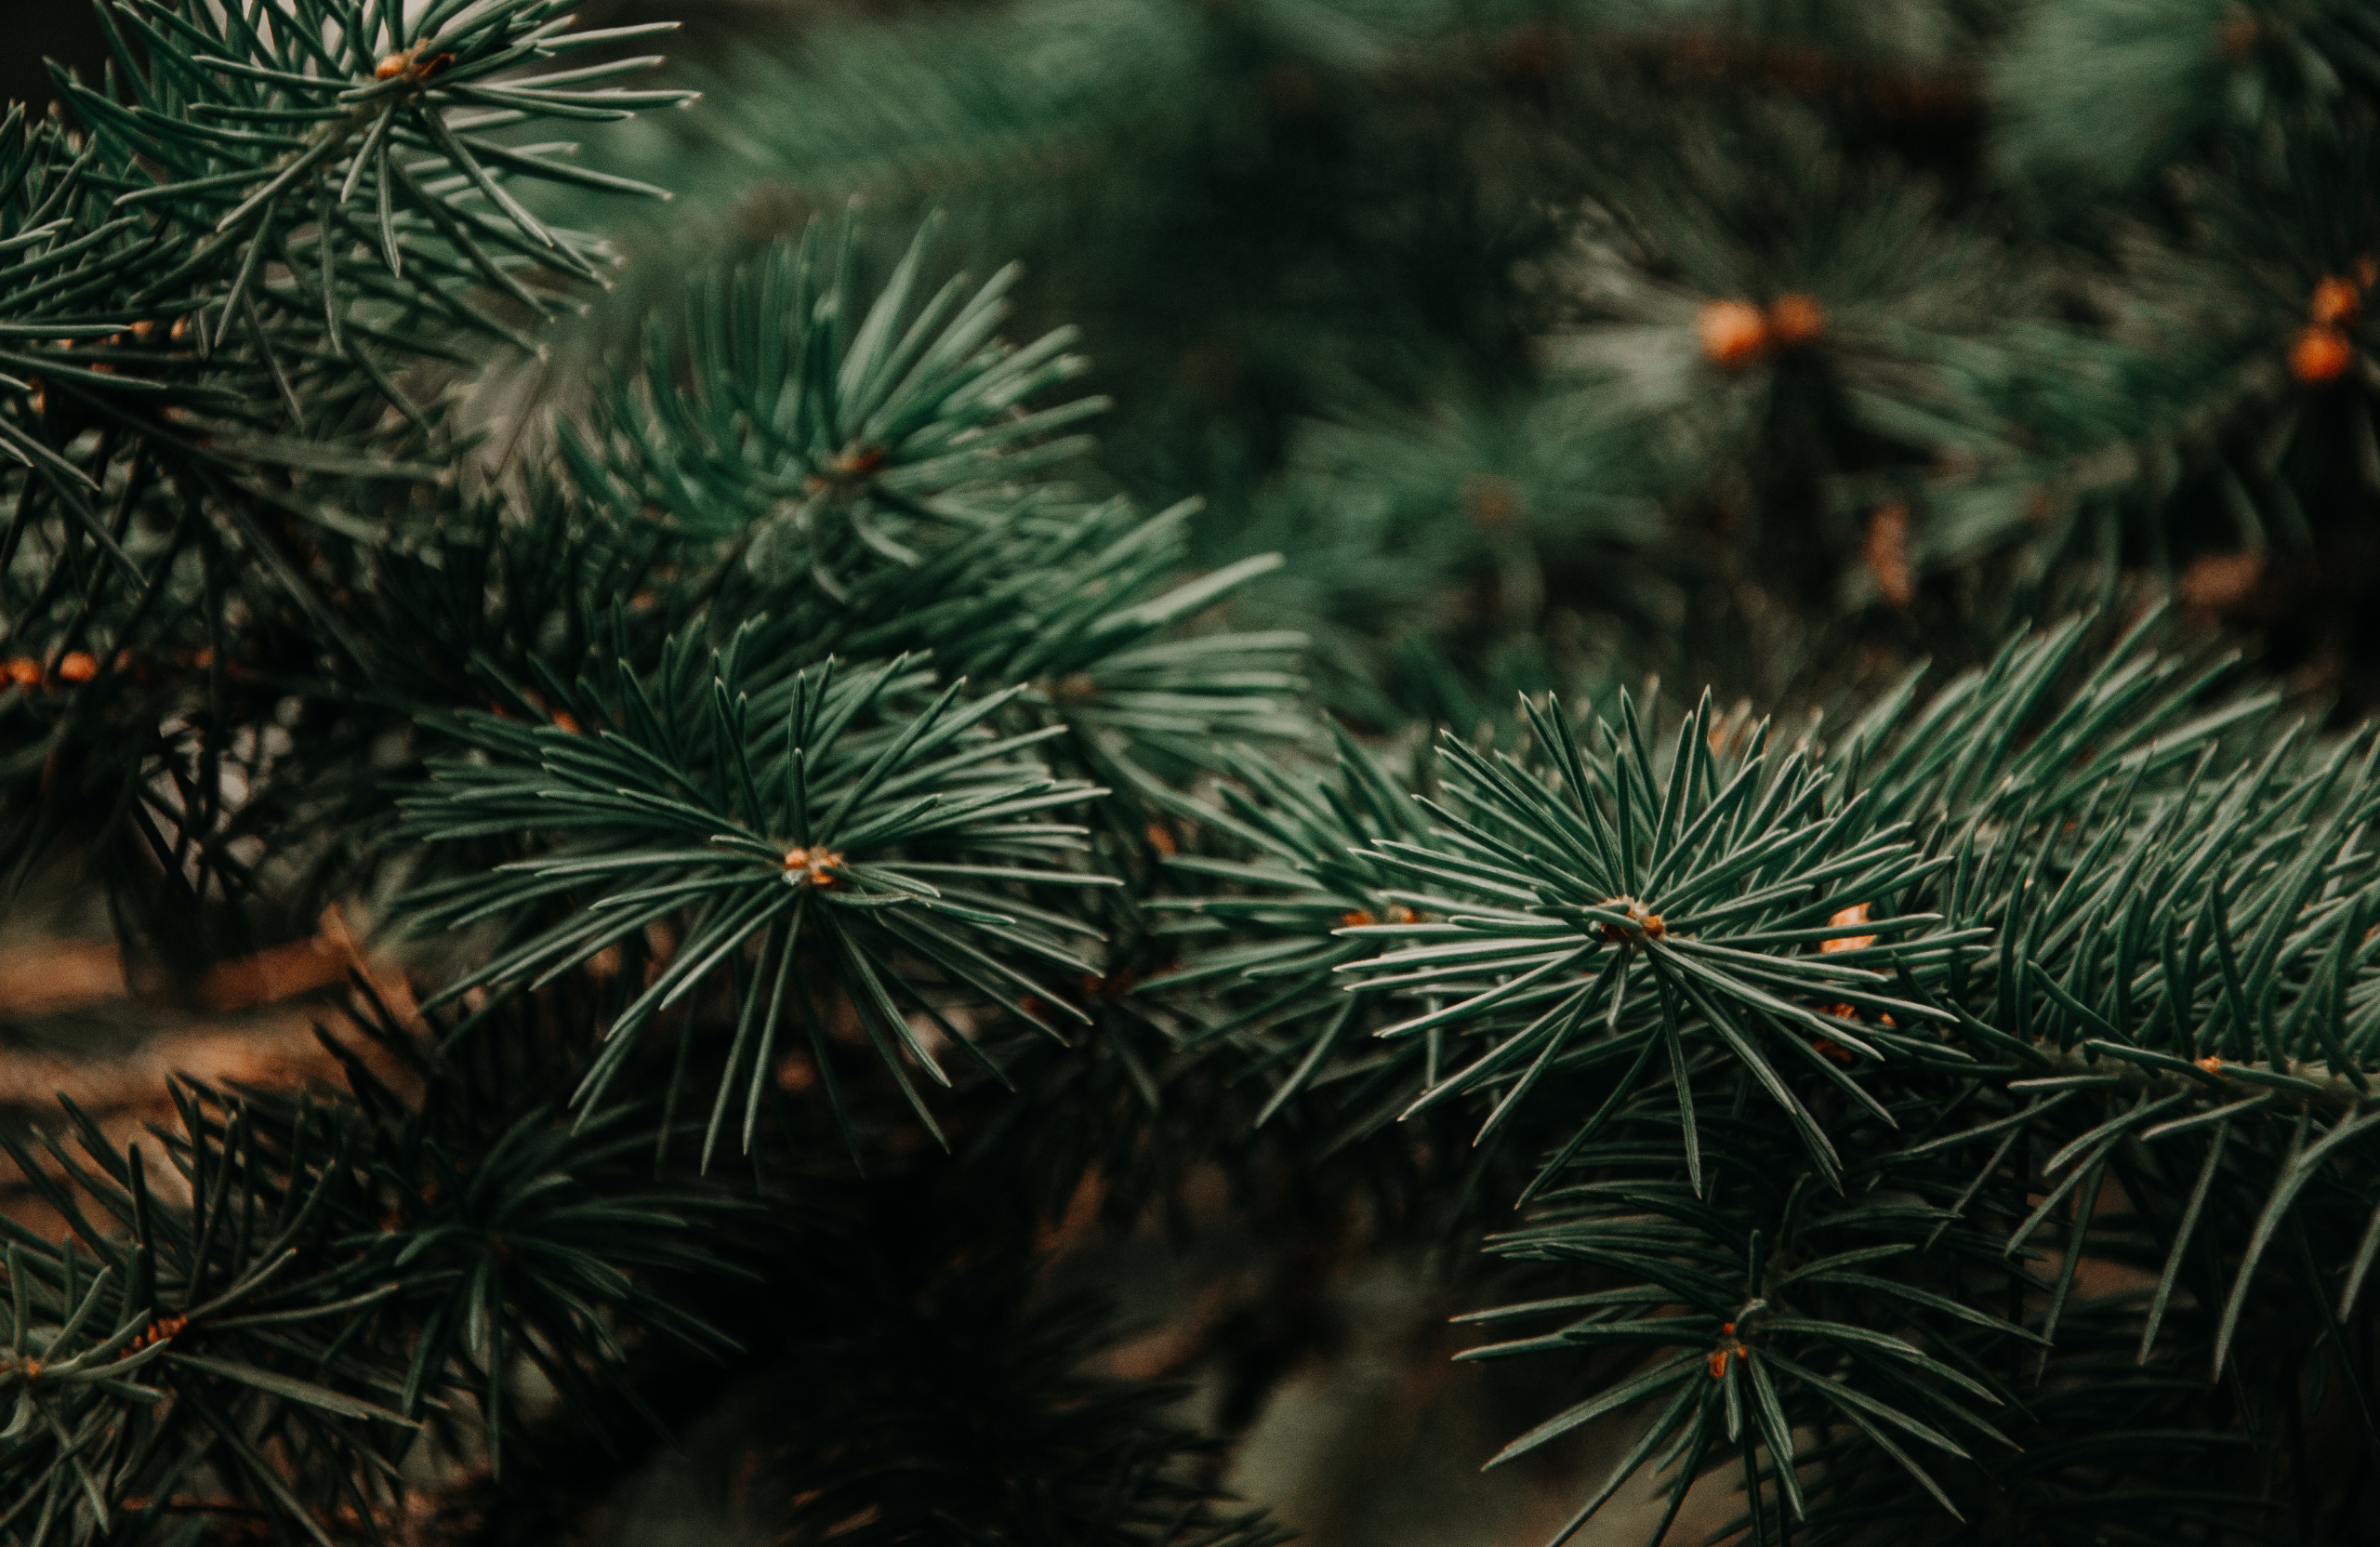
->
[4, 2, 2380, 1544]
[561, 0, 2380, 713]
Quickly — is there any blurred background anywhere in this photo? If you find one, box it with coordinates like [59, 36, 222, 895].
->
[25, 0, 2379, 734]
[9, 0, 2379, 1540]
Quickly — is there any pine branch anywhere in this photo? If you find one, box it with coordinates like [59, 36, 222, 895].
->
[0, 990, 741, 1544]
[396, 635, 1118, 1163]
[1167, 610, 2380, 1540]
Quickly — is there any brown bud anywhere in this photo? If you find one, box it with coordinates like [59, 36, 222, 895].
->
[2292, 324, 2354, 385]
[2310, 276, 2361, 327]
[1698, 299, 1771, 367]
[1863, 506, 1913, 607]
[1767, 293, 1825, 347]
